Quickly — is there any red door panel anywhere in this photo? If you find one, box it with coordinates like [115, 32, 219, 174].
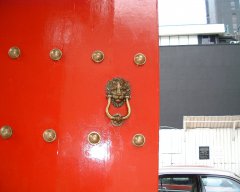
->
[0, 1, 159, 191]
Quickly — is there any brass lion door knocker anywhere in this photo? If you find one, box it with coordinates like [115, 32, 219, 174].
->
[105, 77, 131, 126]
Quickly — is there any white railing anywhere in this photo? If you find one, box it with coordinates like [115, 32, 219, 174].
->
[183, 120, 240, 140]
[183, 120, 240, 129]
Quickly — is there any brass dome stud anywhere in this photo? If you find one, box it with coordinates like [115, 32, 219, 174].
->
[0, 125, 13, 139]
[132, 134, 145, 147]
[134, 53, 146, 66]
[43, 129, 57, 143]
[8, 47, 21, 59]
[88, 132, 101, 145]
[91, 50, 104, 63]
[49, 48, 62, 61]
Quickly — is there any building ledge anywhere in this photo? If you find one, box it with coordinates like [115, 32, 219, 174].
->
[159, 24, 225, 36]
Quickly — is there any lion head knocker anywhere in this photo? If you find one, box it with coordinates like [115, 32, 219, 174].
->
[106, 78, 131, 108]
[105, 78, 131, 126]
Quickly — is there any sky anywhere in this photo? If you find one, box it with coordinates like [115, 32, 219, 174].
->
[158, 0, 207, 26]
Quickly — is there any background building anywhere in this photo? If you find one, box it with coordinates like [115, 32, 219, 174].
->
[159, 0, 240, 128]
[159, 0, 240, 45]
[160, 45, 240, 129]
[206, 0, 240, 37]
[158, 0, 240, 176]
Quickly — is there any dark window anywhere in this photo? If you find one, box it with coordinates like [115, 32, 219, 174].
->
[198, 35, 217, 45]
[159, 175, 198, 192]
[201, 176, 240, 192]
[232, 13, 238, 31]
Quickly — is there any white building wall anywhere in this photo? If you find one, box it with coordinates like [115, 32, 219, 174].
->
[188, 35, 199, 44]
[158, 24, 225, 46]
[158, 0, 207, 26]
[159, 128, 240, 175]
[169, 36, 179, 45]
[179, 36, 189, 45]
[159, 35, 199, 46]
[160, 36, 170, 46]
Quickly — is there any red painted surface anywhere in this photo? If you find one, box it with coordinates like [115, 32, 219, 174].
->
[0, 1, 159, 191]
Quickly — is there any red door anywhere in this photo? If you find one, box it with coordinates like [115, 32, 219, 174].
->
[0, 1, 159, 191]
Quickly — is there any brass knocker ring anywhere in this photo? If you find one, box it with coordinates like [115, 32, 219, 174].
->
[106, 96, 131, 126]
[105, 78, 131, 126]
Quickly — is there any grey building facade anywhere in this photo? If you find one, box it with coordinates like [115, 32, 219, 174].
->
[160, 45, 240, 128]
[206, 0, 240, 36]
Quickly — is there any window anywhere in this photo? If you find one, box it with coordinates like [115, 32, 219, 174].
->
[198, 35, 217, 44]
[201, 176, 240, 192]
[159, 175, 198, 192]
[232, 13, 238, 31]
[230, 1, 236, 10]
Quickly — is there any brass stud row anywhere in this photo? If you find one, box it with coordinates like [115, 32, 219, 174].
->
[87, 132, 145, 147]
[7, 46, 146, 65]
[92, 51, 147, 66]
[8, 47, 63, 61]
[0, 126, 57, 143]
[0, 126, 145, 147]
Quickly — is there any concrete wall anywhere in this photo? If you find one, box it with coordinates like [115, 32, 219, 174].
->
[160, 45, 240, 128]
[159, 128, 240, 175]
